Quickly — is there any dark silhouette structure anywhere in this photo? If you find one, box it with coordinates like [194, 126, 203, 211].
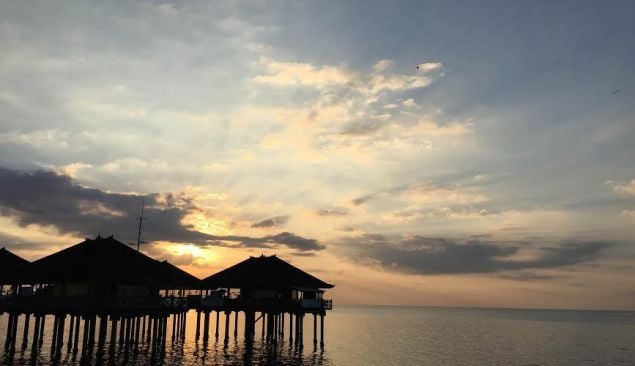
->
[0, 247, 30, 289]
[198, 255, 333, 348]
[0, 236, 334, 362]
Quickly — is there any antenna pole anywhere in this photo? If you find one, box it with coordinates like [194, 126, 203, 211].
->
[136, 199, 145, 251]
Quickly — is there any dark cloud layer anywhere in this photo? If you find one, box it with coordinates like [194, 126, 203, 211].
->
[251, 215, 289, 228]
[0, 167, 323, 251]
[341, 234, 610, 276]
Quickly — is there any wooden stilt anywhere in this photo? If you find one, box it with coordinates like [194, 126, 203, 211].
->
[320, 314, 324, 349]
[31, 315, 41, 353]
[39, 315, 46, 347]
[215, 311, 220, 339]
[67, 315, 75, 352]
[195, 311, 201, 340]
[73, 316, 80, 353]
[223, 312, 230, 344]
[234, 311, 238, 338]
[21, 313, 30, 349]
[313, 313, 317, 346]
[203, 311, 210, 342]
[109, 316, 118, 352]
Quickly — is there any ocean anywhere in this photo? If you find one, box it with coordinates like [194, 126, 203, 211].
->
[1, 305, 634, 365]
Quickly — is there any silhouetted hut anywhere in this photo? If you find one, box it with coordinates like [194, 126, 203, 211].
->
[200, 255, 333, 347]
[1, 236, 200, 359]
[25, 235, 200, 311]
[0, 247, 30, 288]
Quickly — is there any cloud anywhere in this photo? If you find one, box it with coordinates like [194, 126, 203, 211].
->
[0, 167, 323, 251]
[613, 179, 635, 197]
[402, 182, 487, 205]
[315, 208, 348, 216]
[211, 231, 324, 251]
[372, 59, 393, 73]
[620, 210, 635, 221]
[253, 58, 354, 88]
[340, 234, 610, 275]
[417, 62, 443, 72]
[351, 193, 380, 206]
[251, 215, 290, 228]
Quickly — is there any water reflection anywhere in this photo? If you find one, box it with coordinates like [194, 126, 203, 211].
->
[1, 318, 330, 366]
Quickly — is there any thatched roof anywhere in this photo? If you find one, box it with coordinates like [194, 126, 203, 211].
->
[30, 236, 200, 289]
[156, 260, 201, 289]
[0, 247, 30, 284]
[202, 255, 334, 290]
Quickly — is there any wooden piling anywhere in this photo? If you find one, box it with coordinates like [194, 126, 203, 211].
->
[21, 313, 30, 349]
[109, 316, 118, 352]
[313, 313, 317, 346]
[67, 315, 75, 352]
[50, 315, 59, 356]
[202, 311, 210, 342]
[215, 311, 220, 339]
[55, 314, 66, 356]
[223, 311, 230, 344]
[320, 314, 324, 348]
[31, 315, 41, 353]
[73, 316, 80, 353]
[288, 312, 293, 344]
[38, 315, 46, 347]
[234, 311, 238, 338]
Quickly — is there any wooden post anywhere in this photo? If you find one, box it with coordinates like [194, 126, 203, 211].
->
[73, 316, 80, 353]
[134, 316, 141, 347]
[203, 311, 210, 342]
[171, 313, 177, 341]
[280, 313, 284, 339]
[4, 313, 13, 352]
[21, 313, 30, 349]
[313, 313, 317, 347]
[195, 311, 201, 340]
[31, 315, 41, 353]
[96, 315, 106, 355]
[55, 314, 66, 356]
[146, 316, 153, 344]
[244, 311, 255, 340]
[119, 316, 126, 346]
[161, 316, 168, 359]
[288, 312, 293, 344]
[320, 314, 324, 349]
[38, 315, 46, 348]
[150, 316, 158, 351]
[215, 311, 220, 339]
[261, 312, 266, 339]
[88, 315, 97, 351]
[141, 315, 146, 342]
[66, 315, 75, 352]
[50, 315, 59, 356]
[181, 311, 187, 340]
[81, 317, 89, 357]
[109, 316, 118, 352]
[223, 312, 230, 344]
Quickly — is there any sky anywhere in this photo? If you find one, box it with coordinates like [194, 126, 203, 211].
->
[0, 0, 634, 310]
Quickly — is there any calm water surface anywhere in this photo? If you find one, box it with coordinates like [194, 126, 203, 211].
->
[1, 305, 634, 365]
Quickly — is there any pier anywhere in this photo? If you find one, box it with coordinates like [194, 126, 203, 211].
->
[0, 236, 333, 363]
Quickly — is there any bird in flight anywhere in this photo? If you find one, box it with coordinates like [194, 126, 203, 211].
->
[612, 89, 621, 95]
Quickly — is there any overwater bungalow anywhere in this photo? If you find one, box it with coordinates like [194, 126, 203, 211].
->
[1, 236, 200, 358]
[198, 255, 334, 347]
[0, 236, 335, 360]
